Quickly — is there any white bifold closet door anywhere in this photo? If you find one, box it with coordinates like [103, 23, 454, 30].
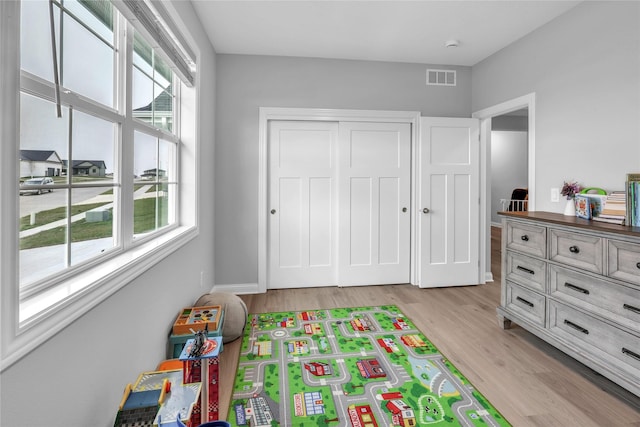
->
[268, 120, 410, 289]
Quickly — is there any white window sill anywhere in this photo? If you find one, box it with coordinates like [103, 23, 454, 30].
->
[1, 224, 198, 372]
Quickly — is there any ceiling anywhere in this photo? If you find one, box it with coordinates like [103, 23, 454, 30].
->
[190, 0, 581, 66]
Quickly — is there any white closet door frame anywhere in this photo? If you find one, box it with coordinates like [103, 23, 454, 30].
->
[258, 108, 420, 294]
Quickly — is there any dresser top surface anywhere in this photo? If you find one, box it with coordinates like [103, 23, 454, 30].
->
[499, 211, 640, 238]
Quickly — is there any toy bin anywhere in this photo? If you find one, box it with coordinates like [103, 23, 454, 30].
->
[168, 311, 224, 358]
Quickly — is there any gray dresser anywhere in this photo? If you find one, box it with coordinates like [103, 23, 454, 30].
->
[498, 211, 640, 397]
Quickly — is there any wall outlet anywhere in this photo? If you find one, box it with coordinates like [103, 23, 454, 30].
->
[551, 188, 560, 202]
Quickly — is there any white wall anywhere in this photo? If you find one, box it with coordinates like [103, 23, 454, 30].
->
[214, 55, 472, 286]
[0, 2, 217, 426]
[491, 131, 529, 224]
[473, 1, 640, 212]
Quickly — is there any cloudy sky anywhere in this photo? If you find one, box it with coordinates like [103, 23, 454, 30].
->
[20, 0, 171, 176]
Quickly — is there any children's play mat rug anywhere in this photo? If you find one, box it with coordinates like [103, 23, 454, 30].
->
[229, 305, 511, 427]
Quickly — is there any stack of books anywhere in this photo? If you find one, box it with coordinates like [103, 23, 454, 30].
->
[627, 173, 640, 227]
[593, 191, 626, 224]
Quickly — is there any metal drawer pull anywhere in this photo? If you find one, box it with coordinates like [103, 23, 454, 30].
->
[622, 348, 640, 362]
[516, 296, 534, 308]
[569, 245, 580, 254]
[636, 262, 640, 269]
[521, 235, 529, 242]
[564, 282, 590, 295]
[623, 304, 640, 315]
[564, 319, 589, 334]
[516, 265, 535, 275]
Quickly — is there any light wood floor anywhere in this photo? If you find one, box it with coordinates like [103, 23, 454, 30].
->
[218, 226, 640, 426]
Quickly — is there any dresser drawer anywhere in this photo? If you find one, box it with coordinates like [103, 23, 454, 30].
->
[505, 281, 546, 327]
[505, 220, 546, 258]
[548, 300, 640, 377]
[608, 239, 640, 286]
[506, 251, 546, 293]
[549, 264, 640, 334]
[549, 229, 603, 274]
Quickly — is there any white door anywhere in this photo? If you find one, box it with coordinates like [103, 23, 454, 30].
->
[419, 117, 480, 287]
[338, 122, 411, 286]
[268, 121, 339, 288]
[268, 120, 411, 288]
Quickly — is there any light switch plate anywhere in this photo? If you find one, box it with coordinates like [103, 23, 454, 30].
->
[551, 188, 560, 202]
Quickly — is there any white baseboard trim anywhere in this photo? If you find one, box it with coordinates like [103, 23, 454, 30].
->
[491, 221, 502, 228]
[211, 283, 261, 294]
[485, 272, 494, 283]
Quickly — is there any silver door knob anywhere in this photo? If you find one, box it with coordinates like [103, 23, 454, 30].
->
[270, 209, 276, 214]
[423, 208, 430, 214]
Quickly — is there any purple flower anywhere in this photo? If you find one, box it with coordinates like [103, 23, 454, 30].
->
[561, 181, 582, 200]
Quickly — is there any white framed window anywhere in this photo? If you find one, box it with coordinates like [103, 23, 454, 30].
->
[1, 0, 198, 370]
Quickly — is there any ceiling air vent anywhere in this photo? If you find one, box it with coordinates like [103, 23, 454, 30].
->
[426, 69, 456, 86]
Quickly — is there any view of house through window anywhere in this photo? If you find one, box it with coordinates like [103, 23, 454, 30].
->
[18, 0, 180, 316]
[19, 93, 118, 288]
[133, 33, 174, 132]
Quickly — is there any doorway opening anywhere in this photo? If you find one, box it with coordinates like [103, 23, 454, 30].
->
[473, 93, 535, 283]
[491, 108, 529, 225]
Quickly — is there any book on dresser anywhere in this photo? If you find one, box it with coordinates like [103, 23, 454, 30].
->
[593, 190, 626, 225]
[626, 173, 640, 226]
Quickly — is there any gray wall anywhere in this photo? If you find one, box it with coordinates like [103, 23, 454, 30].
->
[214, 55, 471, 285]
[473, 1, 640, 213]
[0, 2, 217, 426]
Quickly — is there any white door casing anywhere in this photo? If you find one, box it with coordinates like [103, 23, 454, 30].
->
[473, 93, 536, 283]
[419, 117, 480, 287]
[338, 122, 411, 286]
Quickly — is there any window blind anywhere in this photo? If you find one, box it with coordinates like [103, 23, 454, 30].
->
[114, 0, 195, 86]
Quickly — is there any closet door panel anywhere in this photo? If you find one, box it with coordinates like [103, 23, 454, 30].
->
[339, 122, 411, 286]
[309, 177, 332, 267]
[268, 121, 338, 288]
[349, 177, 373, 266]
[278, 177, 302, 268]
[379, 177, 401, 264]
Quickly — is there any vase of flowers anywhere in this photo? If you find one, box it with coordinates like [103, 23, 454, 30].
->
[561, 180, 582, 216]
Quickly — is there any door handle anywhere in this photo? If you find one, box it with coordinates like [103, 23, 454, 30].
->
[270, 209, 276, 214]
[422, 208, 430, 214]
